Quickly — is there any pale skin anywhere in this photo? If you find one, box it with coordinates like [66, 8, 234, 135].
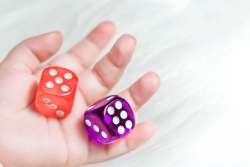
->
[0, 21, 160, 167]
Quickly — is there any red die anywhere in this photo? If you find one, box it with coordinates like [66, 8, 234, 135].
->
[35, 66, 78, 119]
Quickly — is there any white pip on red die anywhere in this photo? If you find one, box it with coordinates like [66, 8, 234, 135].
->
[35, 66, 78, 119]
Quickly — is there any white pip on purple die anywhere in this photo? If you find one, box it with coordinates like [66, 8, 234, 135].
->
[83, 95, 136, 144]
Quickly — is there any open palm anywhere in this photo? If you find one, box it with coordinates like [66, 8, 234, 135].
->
[0, 21, 160, 167]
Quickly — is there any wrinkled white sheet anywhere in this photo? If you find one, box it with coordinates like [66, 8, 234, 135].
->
[0, 0, 246, 166]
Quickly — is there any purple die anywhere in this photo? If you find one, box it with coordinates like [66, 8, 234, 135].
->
[83, 95, 136, 144]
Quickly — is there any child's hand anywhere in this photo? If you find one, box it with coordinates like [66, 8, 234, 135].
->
[0, 21, 160, 167]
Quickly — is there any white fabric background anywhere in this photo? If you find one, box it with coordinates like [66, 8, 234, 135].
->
[0, 0, 246, 166]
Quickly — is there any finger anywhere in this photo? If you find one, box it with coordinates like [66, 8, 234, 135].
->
[1, 32, 62, 74]
[86, 122, 155, 163]
[93, 35, 136, 89]
[69, 21, 116, 68]
[120, 72, 161, 111]
[79, 35, 136, 104]
[51, 21, 115, 75]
